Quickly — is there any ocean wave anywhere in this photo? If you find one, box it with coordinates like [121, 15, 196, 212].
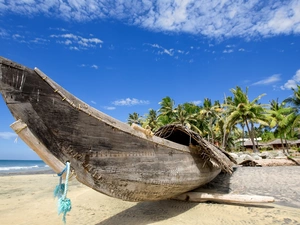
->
[0, 165, 39, 171]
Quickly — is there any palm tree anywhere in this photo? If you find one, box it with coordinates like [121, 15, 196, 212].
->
[127, 112, 143, 126]
[142, 109, 159, 131]
[225, 86, 267, 152]
[284, 84, 300, 112]
[284, 85, 300, 138]
[156, 114, 173, 127]
[266, 99, 296, 154]
[200, 98, 219, 144]
[158, 96, 175, 121]
[220, 96, 232, 149]
[172, 104, 202, 134]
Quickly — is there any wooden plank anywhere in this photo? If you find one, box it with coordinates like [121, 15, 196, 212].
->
[173, 192, 275, 204]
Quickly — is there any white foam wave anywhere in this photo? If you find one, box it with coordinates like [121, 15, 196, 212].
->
[0, 165, 39, 171]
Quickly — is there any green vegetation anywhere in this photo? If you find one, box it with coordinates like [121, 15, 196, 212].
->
[128, 85, 300, 152]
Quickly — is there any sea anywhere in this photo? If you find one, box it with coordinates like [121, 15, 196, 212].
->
[0, 160, 54, 175]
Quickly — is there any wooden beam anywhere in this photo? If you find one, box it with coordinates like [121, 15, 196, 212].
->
[173, 192, 275, 204]
[10, 119, 65, 174]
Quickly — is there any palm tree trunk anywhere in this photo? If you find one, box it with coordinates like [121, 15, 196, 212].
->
[280, 136, 285, 154]
[210, 120, 214, 144]
[245, 119, 257, 152]
[241, 123, 245, 151]
[222, 124, 229, 149]
[251, 123, 259, 151]
[222, 131, 226, 149]
[222, 133, 229, 150]
[284, 133, 290, 154]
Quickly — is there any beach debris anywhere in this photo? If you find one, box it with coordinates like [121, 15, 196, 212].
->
[283, 153, 300, 166]
[239, 160, 262, 167]
[54, 162, 72, 223]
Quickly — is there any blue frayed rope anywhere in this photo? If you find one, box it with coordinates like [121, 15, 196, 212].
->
[54, 176, 65, 199]
[54, 162, 72, 223]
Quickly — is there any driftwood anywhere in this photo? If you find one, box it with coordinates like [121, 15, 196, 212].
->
[173, 192, 275, 204]
[284, 153, 300, 166]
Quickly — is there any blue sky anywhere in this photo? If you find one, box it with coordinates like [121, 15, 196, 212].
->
[0, 0, 300, 159]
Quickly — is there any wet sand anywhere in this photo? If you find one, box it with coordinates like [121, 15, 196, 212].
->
[0, 166, 299, 225]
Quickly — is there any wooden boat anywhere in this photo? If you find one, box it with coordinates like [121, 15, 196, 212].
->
[0, 56, 234, 201]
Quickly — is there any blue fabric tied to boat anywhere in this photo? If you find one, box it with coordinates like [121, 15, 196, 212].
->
[54, 162, 72, 223]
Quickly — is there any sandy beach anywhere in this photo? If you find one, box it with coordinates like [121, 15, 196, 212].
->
[0, 166, 300, 225]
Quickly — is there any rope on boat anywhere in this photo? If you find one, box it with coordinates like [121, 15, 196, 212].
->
[54, 161, 72, 223]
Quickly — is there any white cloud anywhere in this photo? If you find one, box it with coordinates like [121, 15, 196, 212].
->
[161, 48, 174, 56]
[0, 132, 17, 140]
[49, 27, 68, 32]
[31, 37, 49, 44]
[223, 49, 234, 53]
[146, 43, 174, 56]
[51, 33, 103, 50]
[192, 100, 201, 105]
[65, 40, 72, 45]
[79, 64, 98, 69]
[112, 98, 150, 106]
[103, 106, 116, 110]
[0, 28, 8, 37]
[70, 46, 79, 51]
[145, 43, 193, 59]
[238, 48, 245, 52]
[10, 33, 49, 44]
[2, 1, 300, 39]
[252, 74, 281, 85]
[91, 100, 96, 105]
[281, 69, 300, 90]
[12, 34, 24, 39]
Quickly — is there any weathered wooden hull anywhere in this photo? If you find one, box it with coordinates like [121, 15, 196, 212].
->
[0, 57, 224, 201]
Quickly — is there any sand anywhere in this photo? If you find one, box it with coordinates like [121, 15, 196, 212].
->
[0, 166, 300, 225]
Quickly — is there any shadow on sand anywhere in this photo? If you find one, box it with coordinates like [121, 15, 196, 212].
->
[95, 199, 198, 225]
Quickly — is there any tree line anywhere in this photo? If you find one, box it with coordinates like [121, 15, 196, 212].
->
[128, 85, 300, 152]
